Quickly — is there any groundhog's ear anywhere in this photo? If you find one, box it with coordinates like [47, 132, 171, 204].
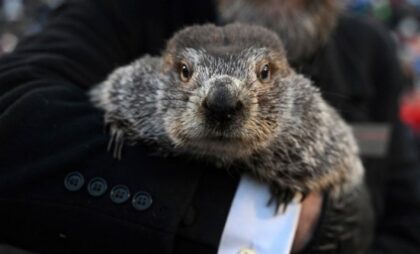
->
[269, 52, 293, 77]
[161, 53, 175, 73]
[165, 36, 176, 54]
[276, 61, 293, 77]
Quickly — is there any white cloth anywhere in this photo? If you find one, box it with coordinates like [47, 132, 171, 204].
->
[218, 175, 301, 254]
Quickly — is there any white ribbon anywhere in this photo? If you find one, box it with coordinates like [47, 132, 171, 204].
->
[218, 175, 301, 254]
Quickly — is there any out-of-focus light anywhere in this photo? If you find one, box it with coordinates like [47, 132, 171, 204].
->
[0, 33, 18, 53]
[398, 17, 419, 38]
[400, 91, 420, 131]
[3, 0, 24, 22]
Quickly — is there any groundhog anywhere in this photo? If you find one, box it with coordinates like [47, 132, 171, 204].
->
[90, 23, 364, 206]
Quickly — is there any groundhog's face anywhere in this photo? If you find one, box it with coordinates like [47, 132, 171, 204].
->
[160, 24, 295, 158]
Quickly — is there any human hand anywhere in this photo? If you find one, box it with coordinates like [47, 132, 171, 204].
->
[291, 192, 323, 253]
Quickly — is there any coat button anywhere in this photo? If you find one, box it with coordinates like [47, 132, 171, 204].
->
[238, 248, 256, 254]
[132, 191, 153, 211]
[87, 177, 108, 197]
[64, 172, 85, 192]
[110, 185, 131, 204]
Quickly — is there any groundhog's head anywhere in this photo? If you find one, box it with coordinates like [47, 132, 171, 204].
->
[160, 24, 297, 159]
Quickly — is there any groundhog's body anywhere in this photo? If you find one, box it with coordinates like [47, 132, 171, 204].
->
[90, 23, 372, 253]
[91, 57, 362, 203]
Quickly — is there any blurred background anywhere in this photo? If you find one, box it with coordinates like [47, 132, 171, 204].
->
[0, 0, 419, 253]
[0, 0, 64, 55]
[343, 1, 420, 132]
[0, 0, 418, 84]
[0, 0, 419, 78]
[345, 0, 420, 88]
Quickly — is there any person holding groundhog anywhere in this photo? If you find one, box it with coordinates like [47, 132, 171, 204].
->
[0, 0, 419, 254]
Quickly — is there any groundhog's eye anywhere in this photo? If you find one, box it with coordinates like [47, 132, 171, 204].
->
[179, 63, 192, 82]
[259, 64, 271, 82]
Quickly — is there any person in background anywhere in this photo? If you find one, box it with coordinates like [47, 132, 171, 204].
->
[0, 0, 419, 253]
[346, 0, 420, 164]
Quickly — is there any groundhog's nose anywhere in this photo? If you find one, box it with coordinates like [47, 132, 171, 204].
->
[203, 84, 243, 123]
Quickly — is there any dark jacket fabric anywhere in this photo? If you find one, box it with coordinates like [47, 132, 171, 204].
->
[0, 0, 419, 253]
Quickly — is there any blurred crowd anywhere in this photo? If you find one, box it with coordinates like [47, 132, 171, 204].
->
[1, 0, 419, 83]
[346, 0, 420, 87]
[0, 0, 419, 70]
[344, 0, 420, 132]
[0, 0, 64, 54]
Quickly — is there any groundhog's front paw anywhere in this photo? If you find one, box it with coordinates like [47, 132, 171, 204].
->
[268, 184, 307, 213]
[106, 122, 126, 160]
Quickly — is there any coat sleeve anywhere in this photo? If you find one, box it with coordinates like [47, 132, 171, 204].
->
[0, 0, 177, 195]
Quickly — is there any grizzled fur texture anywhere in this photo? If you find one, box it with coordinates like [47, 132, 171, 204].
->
[90, 24, 364, 205]
[217, 0, 341, 62]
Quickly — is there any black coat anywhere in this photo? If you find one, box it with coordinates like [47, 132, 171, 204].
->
[0, 0, 419, 253]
